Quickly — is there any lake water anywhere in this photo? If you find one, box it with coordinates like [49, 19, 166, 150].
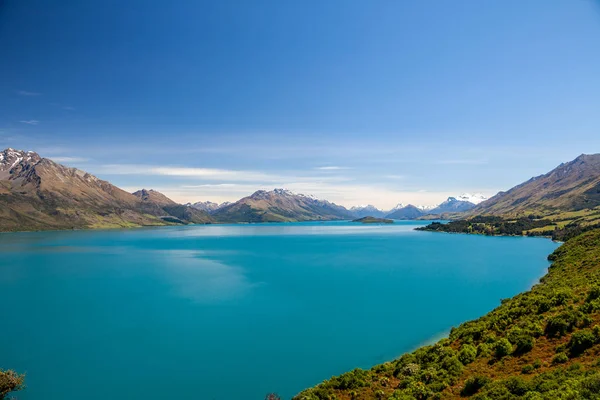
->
[0, 221, 559, 399]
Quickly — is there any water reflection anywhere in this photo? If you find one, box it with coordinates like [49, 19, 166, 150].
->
[158, 250, 261, 303]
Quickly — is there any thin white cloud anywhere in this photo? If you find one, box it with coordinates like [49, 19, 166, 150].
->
[385, 174, 405, 180]
[16, 90, 41, 96]
[97, 164, 353, 184]
[435, 159, 487, 165]
[48, 156, 89, 163]
[62, 106, 75, 111]
[99, 164, 279, 182]
[315, 166, 349, 170]
[19, 120, 40, 125]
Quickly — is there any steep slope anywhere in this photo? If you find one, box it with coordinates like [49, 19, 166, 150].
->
[0, 148, 168, 231]
[472, 154, 600, 216]
[133, 189, 213, 224]
[429, 197, 477, 214]
[212, 188, 354, 222]
[350, 205, 387, 218]
[385, 204, 425, 220]
[295, 228, 600, 399]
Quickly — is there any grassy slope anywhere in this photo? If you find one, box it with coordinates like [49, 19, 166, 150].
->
[295, 229, 600, 399]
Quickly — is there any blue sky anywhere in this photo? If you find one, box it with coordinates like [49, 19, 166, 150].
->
[1, 0, 600, 208]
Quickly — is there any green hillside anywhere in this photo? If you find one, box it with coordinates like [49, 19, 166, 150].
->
[295, 228, 600, 399]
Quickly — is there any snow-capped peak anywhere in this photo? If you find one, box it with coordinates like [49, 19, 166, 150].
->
[456, 193, 488, 204]
[0, 148, 41, 172]
[350, 204, 382, 212]
[389, 203, 406, 211]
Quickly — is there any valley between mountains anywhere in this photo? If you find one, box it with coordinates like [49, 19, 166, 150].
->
[0, 148, 484, 232]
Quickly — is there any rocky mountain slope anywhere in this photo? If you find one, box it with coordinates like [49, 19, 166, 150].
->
[133, 189, 213, 224]
[350, 205, 387, 218]
[188, 200, 230, 213]
[212, 188, 354, 222]
[429, 196, 477, 214]
[385, 204, 425, 219]
[471, 154, 600, 216]
[0, 148, 171, 231]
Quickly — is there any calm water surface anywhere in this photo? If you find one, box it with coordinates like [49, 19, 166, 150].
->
[0, 221, 559, 399]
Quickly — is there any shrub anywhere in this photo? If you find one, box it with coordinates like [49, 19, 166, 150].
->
[0, 370, 24, 399]
[586, 286, 600, 302]
[494, 338, 513, 358]
[545, 311, 580, 337]
[461, 376, 491, 396]
[513, 334, 535, 355]
[441, 356, 463, 377]
[551, 289, 572, 306]
[552, 352, 569, 364]
[522, 364, 534, 374]
[504, 376, 530, 395]
[476, 343, 492, 357]
[458, 344, 477, 365]
[568, 329, 597, 356]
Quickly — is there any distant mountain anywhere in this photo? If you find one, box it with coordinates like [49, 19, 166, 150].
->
[471, 154, 600, 216]
[456, 193, 488, 204]
[133, 189, 177, 206]
[385, 204, 425, 220]
[189, 200, 230, 213]
[133, 189, 213, 224]
[428, 197, 477, 214]
[0, 148, 169, 231]
[350, 204, 387, 218]
[212, 188, 354, 222]
[389, 203, 405, 212]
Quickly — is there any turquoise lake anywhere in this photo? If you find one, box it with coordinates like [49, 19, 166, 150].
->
[0, 221, 559, 399]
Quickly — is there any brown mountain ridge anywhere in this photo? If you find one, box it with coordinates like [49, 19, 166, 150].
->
[0, 148, 211, 231]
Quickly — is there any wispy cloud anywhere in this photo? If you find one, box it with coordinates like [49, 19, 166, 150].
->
[16, 90, 41, 96]
[62, 106, 75, 111]
[99, 164, 279, 182]
[48, 156, 89, 163]
[19, 120, 40, 125]
[315, 166, 350, 170]
[385, 174, 405, 180]
[435, 159, 487, 165]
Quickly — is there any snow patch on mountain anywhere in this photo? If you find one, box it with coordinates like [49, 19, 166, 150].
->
[456, 193, 488, 204]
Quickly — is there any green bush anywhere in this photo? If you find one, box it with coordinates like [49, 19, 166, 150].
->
[568, 329, 597, 356]
[461, 376, 491, 396]
[494, 338, 513, 358]
[513, 334, 535, 355]
[545, 311, 580, 337]
[586, 286, 600, 302]
[476, 343, 492, 357]
[522, 364, 534, 374]
[504, 376, 530, 395]
[458, 344, 477, 365]
[552, 352, 569, 364]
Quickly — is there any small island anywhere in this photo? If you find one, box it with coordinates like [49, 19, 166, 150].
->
[352, 216, 394, 224]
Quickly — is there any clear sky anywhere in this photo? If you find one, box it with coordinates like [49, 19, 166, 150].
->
[1, 0, 600, 208]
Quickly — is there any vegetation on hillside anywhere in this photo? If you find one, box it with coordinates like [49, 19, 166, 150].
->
[0, 370, 24, 399]
[353, 216, 394, 224]
[417, 215, 600, 242]
[295, 228, 600, 399]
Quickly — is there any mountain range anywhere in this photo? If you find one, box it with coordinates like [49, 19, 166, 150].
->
[5, 147, 599, 232]
[212, 188, 354, 222]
